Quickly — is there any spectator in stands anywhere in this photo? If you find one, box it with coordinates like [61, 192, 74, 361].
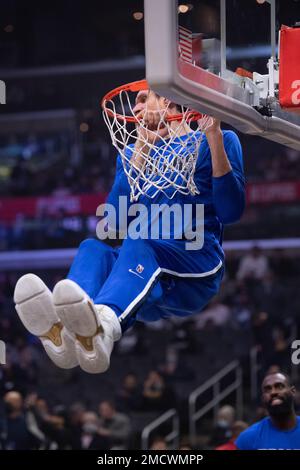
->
[24, 393, 49, 446]
[98, 400, 131, 449]
[169, 319, 198, 354]
[150, 436, 168, 450]
[25, 394, 74, 449]
[80, 411, 109, 450]
[17, 346, 39, 392]
[210, 405, 236, 447]
[0, 391, 40, 449]
[250, 270, 286, 320]
[195, 297, 231, 329]
[46, 209, 68, 247]
[0, 317, 14, 351]
[142, 370, 176, 412]
[178, 438, 192, 450]
[52, 180, 71, 197]
[0, 221, 8, 250]
[231, 288, 251, 328]
[252, 311, 275, 370]
[115, 373, 142, 412]
[0, 357, 35, 397]
[67, 402, 86, 449]
[10, 213, 26, 250]
[10, 157, 32, 196]
[76, 175, 92, 194]
[236, 372, 300, 449]
[215, 421, 248, 450]
[271, 327, 290, 372]
[237, 246, 269, 282]
[159, 347, 195, 382]
[294, 387, 300, 414]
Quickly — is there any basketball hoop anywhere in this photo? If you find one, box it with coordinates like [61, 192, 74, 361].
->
[101, 79, 213, 201]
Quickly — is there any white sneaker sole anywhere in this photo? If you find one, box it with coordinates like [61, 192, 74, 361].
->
[14, 274, 78, 369]
[53, 279, 121, 374]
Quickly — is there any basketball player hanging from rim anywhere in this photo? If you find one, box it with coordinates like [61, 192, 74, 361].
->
[14, 80, 245, 374]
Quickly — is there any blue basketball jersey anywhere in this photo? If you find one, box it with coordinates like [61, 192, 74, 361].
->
[236, 416, 300, 450]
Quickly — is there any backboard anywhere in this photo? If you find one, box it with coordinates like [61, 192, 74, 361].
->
[144, 0, 300, 150]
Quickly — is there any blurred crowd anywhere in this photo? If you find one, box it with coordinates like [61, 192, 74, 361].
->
[0, 130, 114, 197]
[1, 129, 300, 198]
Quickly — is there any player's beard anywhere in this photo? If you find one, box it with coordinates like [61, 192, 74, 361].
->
[266, 394, 294, 417]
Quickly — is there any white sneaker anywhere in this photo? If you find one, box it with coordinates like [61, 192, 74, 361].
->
[14, 274, 78, 369]
[53, 279, 122, 374]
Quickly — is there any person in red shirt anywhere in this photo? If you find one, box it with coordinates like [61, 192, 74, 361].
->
[215, 421, 248, 450]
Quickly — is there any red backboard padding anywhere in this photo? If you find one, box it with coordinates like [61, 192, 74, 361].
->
[279, 25, 300, 114]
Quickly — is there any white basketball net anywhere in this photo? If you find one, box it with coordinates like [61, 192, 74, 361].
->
[102, 87, 213, 202]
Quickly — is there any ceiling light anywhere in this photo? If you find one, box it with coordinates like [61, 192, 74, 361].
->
[80, 122, 89, 133]
[133, 12, 144, 21]
[4, 24, 14, 33]
[178, 4, 189, 13]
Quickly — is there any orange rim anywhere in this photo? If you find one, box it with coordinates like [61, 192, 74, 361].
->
[101, 79, 203, 123]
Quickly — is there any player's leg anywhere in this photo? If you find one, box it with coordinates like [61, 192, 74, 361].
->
[67, 238, 118, 300]
[52, 237, 163, 373]
[137, 267, 225, 323]
[14, 238, 118, 369]
[52, 238, 224, 374]
[136, 238, 224, 321]
[98, 237, 224, 331]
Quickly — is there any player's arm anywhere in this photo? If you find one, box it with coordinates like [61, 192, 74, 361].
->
[206, 120, 232, 177]
[106, 154, 131, 205]
[206, 121, 245, 224]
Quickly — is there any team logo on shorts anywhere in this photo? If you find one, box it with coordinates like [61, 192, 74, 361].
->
[136, 264, 144, 274]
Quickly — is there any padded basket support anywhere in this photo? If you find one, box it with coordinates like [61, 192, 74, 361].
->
[279, 25, 300, 114]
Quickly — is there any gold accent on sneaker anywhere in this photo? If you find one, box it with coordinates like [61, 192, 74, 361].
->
[75, 326, 104, 352]
[41, 322, 63, 347]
